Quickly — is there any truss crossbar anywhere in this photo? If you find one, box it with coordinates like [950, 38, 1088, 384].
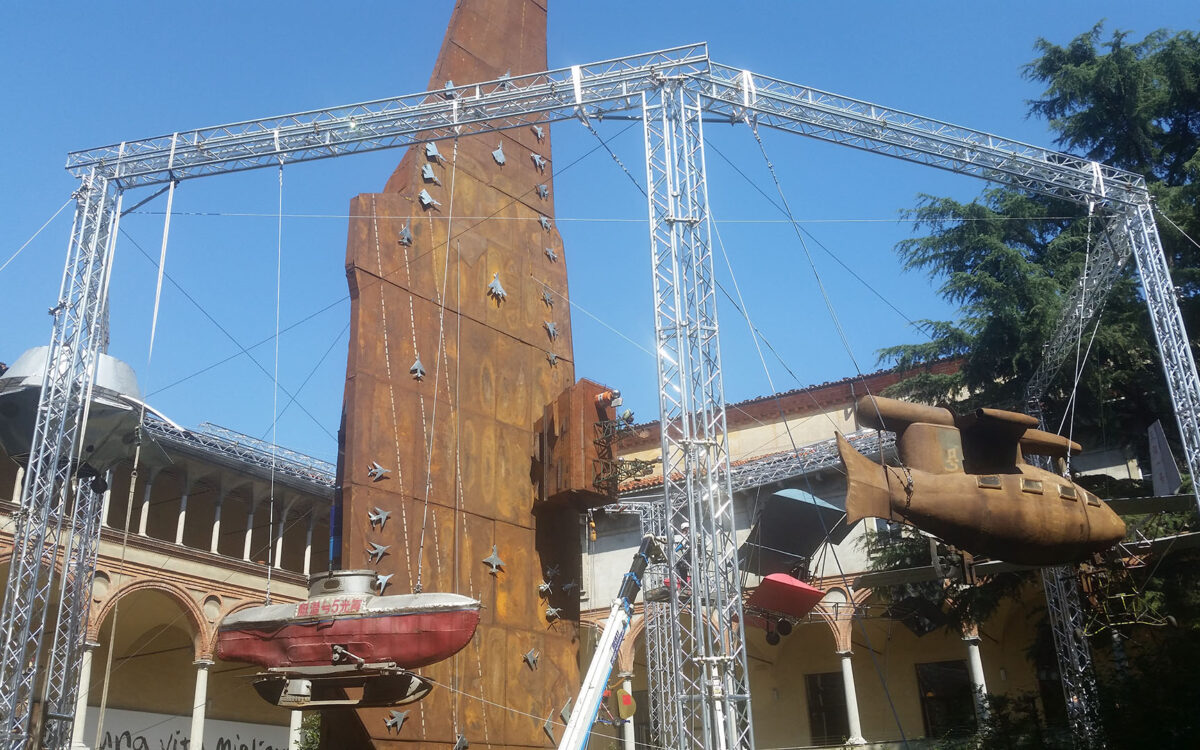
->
[726, 430, 890, 494]
[698, 64, 1148, 208]
[66, 45, 711, 189]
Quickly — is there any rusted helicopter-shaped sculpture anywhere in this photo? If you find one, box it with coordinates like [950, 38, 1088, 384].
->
[838, 395, 1126, 566]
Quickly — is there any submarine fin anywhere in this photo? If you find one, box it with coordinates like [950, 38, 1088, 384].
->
[836, 432, 895, 524]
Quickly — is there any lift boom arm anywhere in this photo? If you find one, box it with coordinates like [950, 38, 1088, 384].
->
[558, 535, 661, 750]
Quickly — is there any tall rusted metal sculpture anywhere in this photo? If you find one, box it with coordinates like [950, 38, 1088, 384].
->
[333, 1, 581, 746]
[839, 395, 1126, 565]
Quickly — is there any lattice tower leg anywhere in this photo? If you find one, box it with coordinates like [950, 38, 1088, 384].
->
[0, 173, 119, 749]
[39, 477, 109, 750]
[1041, 565, 1103, 749]
[640, 502, 679, 750]
[1123, 203, 1200, 512]
[641, 82, 755, 750]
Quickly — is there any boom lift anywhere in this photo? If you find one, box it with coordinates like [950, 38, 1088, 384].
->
[557, 534, 664, 750]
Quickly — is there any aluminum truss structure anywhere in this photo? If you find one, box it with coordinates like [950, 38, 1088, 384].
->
[7, 40, 1199, 750]
[1040, 565, 1103, 748]
[141, 418, 337, 494]
[640, 80, 754, 750]
[0, 173, 121, 749]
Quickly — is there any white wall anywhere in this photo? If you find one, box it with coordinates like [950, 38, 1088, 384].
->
[80, 707, 287, 750]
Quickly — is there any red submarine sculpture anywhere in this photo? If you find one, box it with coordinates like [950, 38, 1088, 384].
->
[837, 395, 1127, 566]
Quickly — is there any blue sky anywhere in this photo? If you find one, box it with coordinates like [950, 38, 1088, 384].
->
[1, 3, 1196, 463]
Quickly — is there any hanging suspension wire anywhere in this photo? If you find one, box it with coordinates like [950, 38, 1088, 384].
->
[724, 123, 912, 744]
[264, 160, 285, 604]
[745, 121, 872, 377]
[1058, 204, 1099, 475]
[579, 117, 646, 196]
[259, 323, 349, 440]
[0, 198, 73, 275]
[1155, 206, 1200, 252]
[93, 169, 177, 748]
[415, 134, 461, 593]
[118, 229, 337, 441]
[704, 137, 926, 336]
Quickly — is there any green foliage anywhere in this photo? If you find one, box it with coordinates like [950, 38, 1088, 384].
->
[931, 692, 1068, 750]
[881, 23, 1200, 458]
[1096, 627, 1200, 748]
[296, 713, 320, 750]
[860, 526, 1029, 635]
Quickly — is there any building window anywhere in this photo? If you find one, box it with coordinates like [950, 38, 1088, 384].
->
[915, 660, 977, 739]
[632, 689, 651, 750]
[805, 672, 849, 745]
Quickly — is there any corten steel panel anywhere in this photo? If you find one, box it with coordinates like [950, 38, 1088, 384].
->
[535, 379, 616, 507]
[332, 2, 582, 747]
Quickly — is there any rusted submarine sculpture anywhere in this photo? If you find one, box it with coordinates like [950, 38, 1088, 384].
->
[837, 395, 1126, 566]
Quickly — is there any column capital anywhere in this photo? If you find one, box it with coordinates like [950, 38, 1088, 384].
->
[962, 633, 982, 643]
[193, 658, 214, 668]
[836, 649, 853, 657]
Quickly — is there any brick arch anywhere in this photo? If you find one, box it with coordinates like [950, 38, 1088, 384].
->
[617, 611, 646, 674]
[0, 549, 65, 575]
[88, 577, 211, 660]
[811, 586, 872, 653]
[203, 596, 272, 658]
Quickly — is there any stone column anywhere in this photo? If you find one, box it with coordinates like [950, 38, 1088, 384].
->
[243, 495, 260, 562]
[620, 673, 636, 750]
[136, 468, 159, 537]
[189, 659, 213, 750]
[210, 488, 226, 554]
[11, 465, 24, 505]
[303, 509, 316, 576]
[70, 641, 100, 749]
[274, 498, 295, 570]
[98, 472, 112, 528]
[964, 634, 989, 722]
[838, 650, 866, 745]
[174, 475, 191, 545]
[288, 710, 303, 749]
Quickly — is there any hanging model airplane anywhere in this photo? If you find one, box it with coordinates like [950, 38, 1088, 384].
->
[837, 395, 1127, 566]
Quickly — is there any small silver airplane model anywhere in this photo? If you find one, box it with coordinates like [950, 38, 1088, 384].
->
[385, 710, 410, 733]
[482, 546, 505, 575]
[368, 506, 391, 530]
[367, 462, 390, 482]
[523, 648, 540, 670]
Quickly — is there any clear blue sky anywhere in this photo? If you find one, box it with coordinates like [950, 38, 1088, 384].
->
[1, 2, 1196, 463]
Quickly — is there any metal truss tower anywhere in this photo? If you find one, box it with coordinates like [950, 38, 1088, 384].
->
[640, 80, 754, 750]
[1022, 172, 1200, 750]
[0, 173, 121, 749]
[4, 41, 1198, 750]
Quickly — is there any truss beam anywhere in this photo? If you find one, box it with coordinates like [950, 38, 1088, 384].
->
[66, 45, 711, 189]
[699, 64, 1148, 208]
